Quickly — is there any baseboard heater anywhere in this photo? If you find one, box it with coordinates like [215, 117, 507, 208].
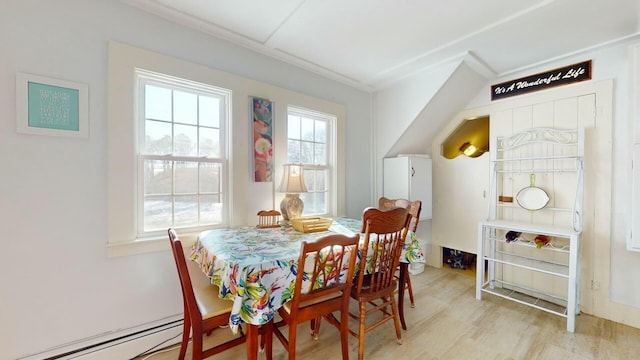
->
[17, 315, 184, 360]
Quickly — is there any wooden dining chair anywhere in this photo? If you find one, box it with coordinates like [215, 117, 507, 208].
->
[378, 197, 422, 307]
[334, 207, 411, 360]
[168, 228, 247, 359]
[257, 210, 282, 229]
[272, 233, 360, 360]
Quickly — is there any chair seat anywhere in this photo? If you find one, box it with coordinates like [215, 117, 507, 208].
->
[193, 284, 234, 320]
[351, 280, 398, 301]
[281, 291, 343, 314]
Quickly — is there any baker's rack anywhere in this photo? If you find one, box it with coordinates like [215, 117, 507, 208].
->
[476, 127, 584, 332]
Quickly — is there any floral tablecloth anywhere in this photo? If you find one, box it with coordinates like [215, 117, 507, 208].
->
[190, 217, 424, 333]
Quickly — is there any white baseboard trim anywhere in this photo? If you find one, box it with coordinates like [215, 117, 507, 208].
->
[17, 315, 183, 360]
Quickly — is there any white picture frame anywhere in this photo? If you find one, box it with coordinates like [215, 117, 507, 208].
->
[16, 72, 89, 138]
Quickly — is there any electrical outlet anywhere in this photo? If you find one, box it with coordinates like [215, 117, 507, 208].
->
[591, 280, 601, 291]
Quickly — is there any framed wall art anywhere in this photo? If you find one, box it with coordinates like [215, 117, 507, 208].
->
[251, 96, 274, 182]
[16, 72, 89, 138]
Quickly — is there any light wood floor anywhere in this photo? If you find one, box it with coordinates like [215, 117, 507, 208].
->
[136, 266, 640, 359]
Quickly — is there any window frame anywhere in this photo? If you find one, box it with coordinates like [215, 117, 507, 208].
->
[286, 106, 337, 217]
[135, 70, 231, 239]
[107, 41, 346, 257]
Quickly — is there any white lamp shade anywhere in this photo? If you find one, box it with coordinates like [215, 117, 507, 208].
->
[279, 164, 308, 193]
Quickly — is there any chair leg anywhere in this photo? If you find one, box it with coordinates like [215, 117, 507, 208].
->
[406, 274, 415, 308]
[178, 308, 190, 360]
[288, 321, 298, 360]
[263, 320, 273, 360]
[311, 317, 321, 340]
[357, 300, 367, 360]
[339, 310, 350, 360]
[191, 324, 204, 360]
[389, 295, 403, 345]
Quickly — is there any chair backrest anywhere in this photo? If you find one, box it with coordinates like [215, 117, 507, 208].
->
[168, 228, 201, 319]
[257, 210, 281, 228]
[354, 207, 411, 296]
[378, 197, 422, 233]
[289, 233, 360, 310]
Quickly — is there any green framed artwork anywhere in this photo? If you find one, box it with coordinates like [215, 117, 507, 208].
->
[16, 72, 89, 138]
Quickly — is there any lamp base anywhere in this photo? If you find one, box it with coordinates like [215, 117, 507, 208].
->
[280, 193, 304, 222]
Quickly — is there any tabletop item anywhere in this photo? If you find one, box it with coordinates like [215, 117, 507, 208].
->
[290, 216, 333, 233]
[256, 209, 281, 229]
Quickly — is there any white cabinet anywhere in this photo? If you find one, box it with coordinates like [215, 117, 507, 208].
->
[383, 155, 432, 219]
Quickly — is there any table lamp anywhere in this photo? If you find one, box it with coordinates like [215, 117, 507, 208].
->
[279, 163, 307, 224]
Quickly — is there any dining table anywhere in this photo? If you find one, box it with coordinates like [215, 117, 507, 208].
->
[189, 217, 425, 359]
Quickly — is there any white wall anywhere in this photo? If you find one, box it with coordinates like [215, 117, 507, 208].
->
[0, 1, 371, 358]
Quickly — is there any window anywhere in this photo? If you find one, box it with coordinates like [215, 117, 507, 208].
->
[136, 70, 230, 237]
[108, 41, 346, 256]
[286, 106, 335, 216]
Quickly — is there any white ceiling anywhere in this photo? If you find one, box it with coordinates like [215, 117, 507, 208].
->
[125, 0, 639, 91]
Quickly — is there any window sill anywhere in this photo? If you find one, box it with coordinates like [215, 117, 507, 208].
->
[107, 232, 199, 257]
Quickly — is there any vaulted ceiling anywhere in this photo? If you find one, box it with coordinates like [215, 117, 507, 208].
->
[124, 0, 638, 91]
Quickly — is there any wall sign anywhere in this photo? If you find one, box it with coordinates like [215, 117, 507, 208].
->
[16, 72, 89, 138]
[491, 60, 592, 101]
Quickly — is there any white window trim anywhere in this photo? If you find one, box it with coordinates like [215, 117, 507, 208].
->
[286, 106, 337, 217]
[629, 44, 640, 251]
[107, 41, 347, 256]
[107, 42, 233, 257]
[134, 69, 231, 238]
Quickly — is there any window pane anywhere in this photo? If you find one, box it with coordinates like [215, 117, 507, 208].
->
[173, 90, 197, 125]
[144, 120, 172, 155]
[314, 143, 326, 165]
[200, 163, 221, 193]
[315, 120, 326, 143]
[304, 170, 315, 191]
[316, 192, 327, 213]
[199, 95, 220, 128]
[174, 195, 198, 227]
[315, 170, 327, 191]
[139, 71, 230, 235]
[175, 161, 198, 194]
[145, 85, 171, 121]
[200, 194, 222, 224]
[144, 160, 172, 194]
[300, 141, 313, 163]
[199, 127, 220, 158]
[300, 192, 314, 214]
[301, 117, 314, 141]
[287, 139, 300, 163]
[144, 195, 172, 231]
[288, 115, 301, 140]
[174, 124, 197, 156]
